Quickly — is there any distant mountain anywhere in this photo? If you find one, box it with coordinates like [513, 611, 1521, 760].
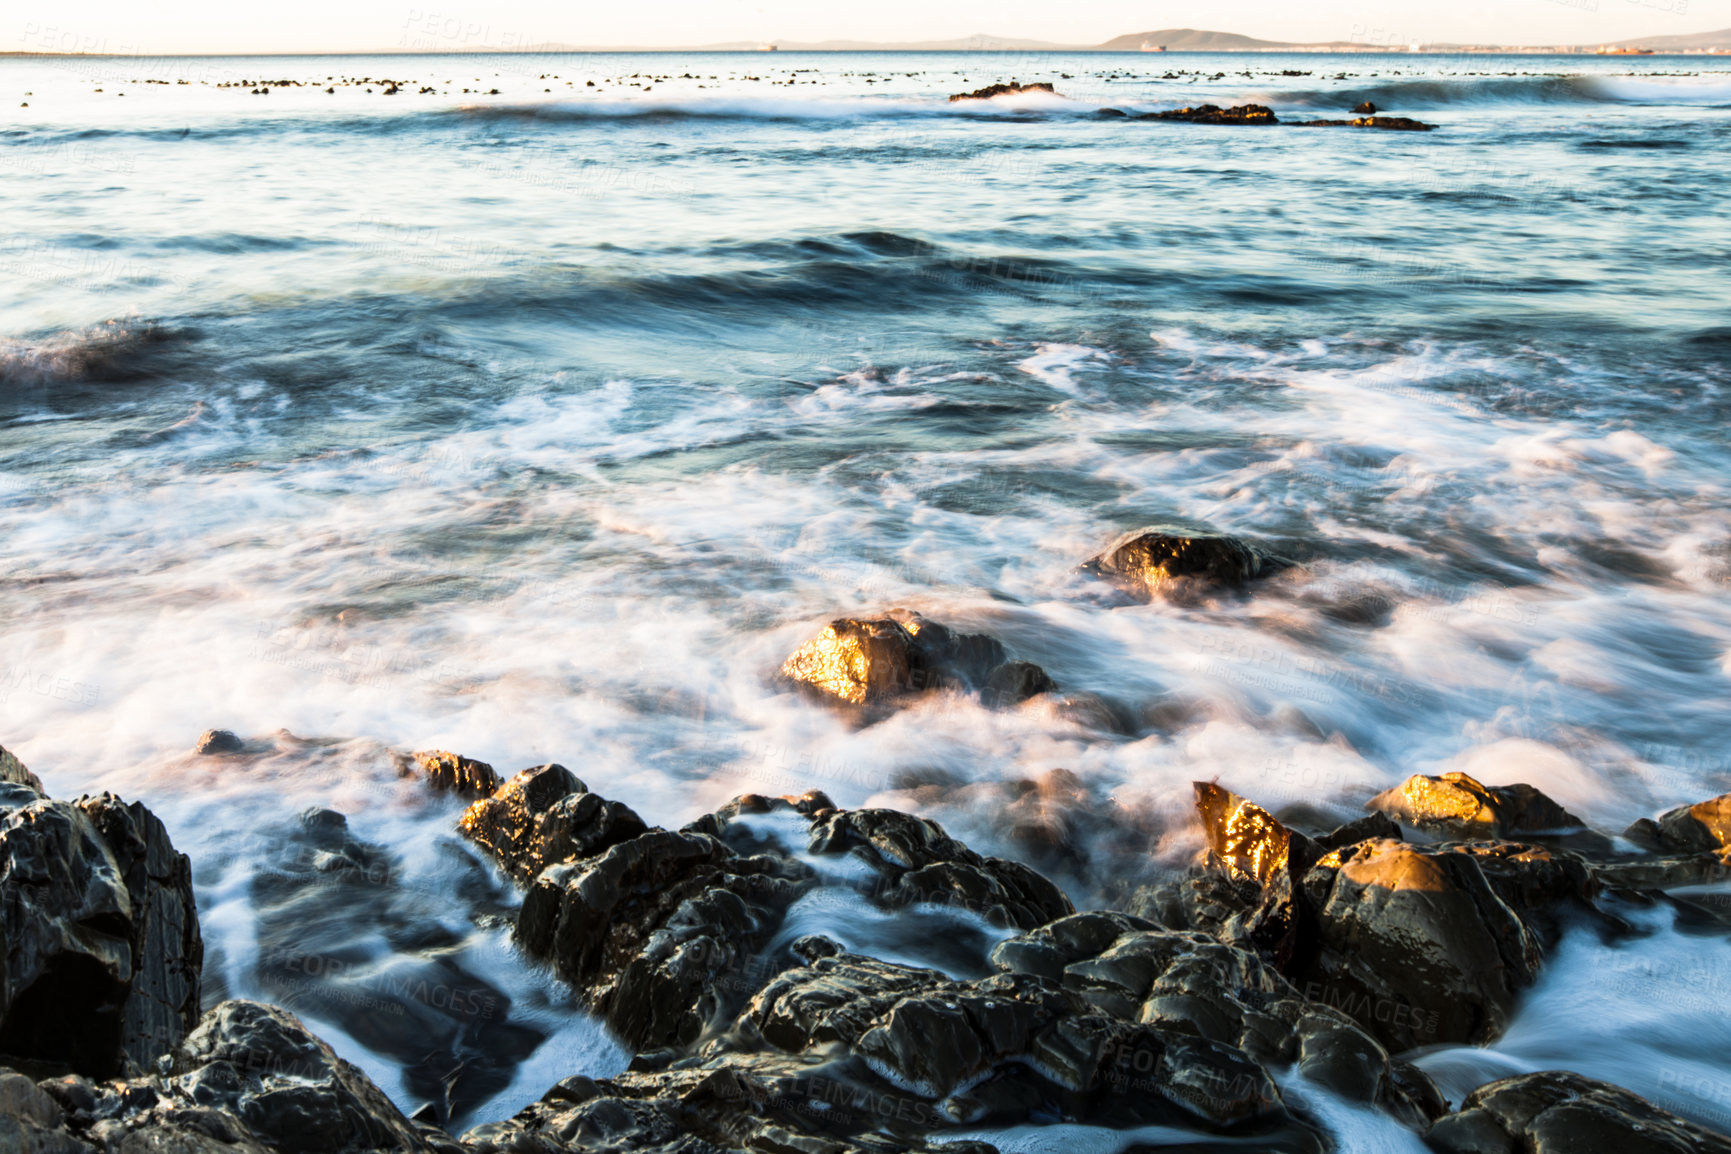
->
[389, 24, 1731, 54]
[1094, 28, 1302, 51]
[1604, 26, 1731, 50]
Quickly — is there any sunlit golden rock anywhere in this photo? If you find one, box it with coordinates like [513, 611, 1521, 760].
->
[1195, 782, 1310, 888]
[1081, 528, 1286, 601]
[413, 748, 501, 799]
[1367, 772, 1606, 850]
[779, 610, 1055, 710]
[779, 617, 915, 705]
[1625, 790, 1731, 860]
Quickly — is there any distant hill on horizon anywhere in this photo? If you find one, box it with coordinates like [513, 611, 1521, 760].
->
[10, 24, 1731, 57]
[1094, 28, 1343, 51]
[478, 24, 1731, 53]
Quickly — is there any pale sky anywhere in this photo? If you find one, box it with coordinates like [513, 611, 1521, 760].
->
[14, 0, 1729, 56]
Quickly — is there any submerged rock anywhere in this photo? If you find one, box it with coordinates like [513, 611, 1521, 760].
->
[250, 808, 540, 1126]
[1290, 116, 1436, 131]
[1367, 772, 1611, 851]
[1080, 528, 1287, 600]
[948, 81, 1056, 102]
[1138, 104, 1279, 125]
[193, 728, 245, 755]
[780, 610, 1055, 709]
[1428, 1070, 1731, 1154]
[0, 755, 202, 1079]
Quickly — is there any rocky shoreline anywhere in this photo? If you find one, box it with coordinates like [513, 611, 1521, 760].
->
[7, 530, 1731, 1152]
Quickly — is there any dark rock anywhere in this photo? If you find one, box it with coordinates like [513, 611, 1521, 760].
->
[984, 660, 1058, 707]
[1626, 791, 1731, 857]
[1189, 783, 1322, 968]
[731, 946, 1319, 1140]
[0, 783, 202, 1079]
[1290, 116, 1436, 131]
[459, 763, 646, 884]
[1137, 103, 1279, 125]
[779, 610, 1055, 709]
[0, 745, 43, 811]
[411, 750, 500, 799]
[1080, 528, 1287, 599]
[1139, 784, 1596, 1051]
[948, 81, 1056, 102]
[1096, 107, 1128, 117]
[805, 807, 1074, 930]
[193, 729, 245, 755]
[249, 808, 538, 1126]
[1317, 811, 1402, 851]
[990, 913, 1441, 1129]
[12, 1000, 444, 1153]
[1367, 772, 1610, 851]
[515, 825, 814, 1051]
[1353, 100, 1377, 114]
[1297, 837, 1544, 1050]
[1428, 1071, 1731, 1153]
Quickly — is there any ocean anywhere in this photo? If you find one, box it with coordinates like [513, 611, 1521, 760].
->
[4, 47, 1731, 1144]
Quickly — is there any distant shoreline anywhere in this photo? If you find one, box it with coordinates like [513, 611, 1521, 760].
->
[3, 47, 1728, 58]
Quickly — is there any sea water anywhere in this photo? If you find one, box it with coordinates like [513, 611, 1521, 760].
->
[4, 48, 1731, 1139]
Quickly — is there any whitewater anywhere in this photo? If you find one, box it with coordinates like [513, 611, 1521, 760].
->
[4, 47, 1731, 1147]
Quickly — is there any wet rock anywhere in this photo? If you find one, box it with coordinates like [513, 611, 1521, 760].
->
[1428, 1070, 1731, 1154]
[459, 762, 646, 884]
[0, 1069, 80, 1154]
[1317, 811, 1402, 851]
[1189, 784, 1322, 968]
[735, 945, 1316, 1139]
[990, 912, 1441, 1129]
[1138, 104, 1279, 125]
[779, 610, 1055, 709]
[193, 729, 245, 755]
[1139, 784, 1595, 1051]
[12, 1001, 445, 1153]
[1096, 107, 1128, 117]
[516, 823, 814, 1051]
[411, 750, 500, 799]
[983, 659, 1058, 707]
[805, 807, 1073, 930]
[0, 782, 202, 1079]
[1291, 116, 1436, 131]
[0, 745, 43, 810]
[1367, 772, 1610, 851]
[1626, 791, 1731, 857]
[1297, 837, 1544, 1050]
[1353, 100, 1378, 114]
[1080, 528, 1287, 599]
[948, 81, 1055, 102]
[249, 808, 538, 1126]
